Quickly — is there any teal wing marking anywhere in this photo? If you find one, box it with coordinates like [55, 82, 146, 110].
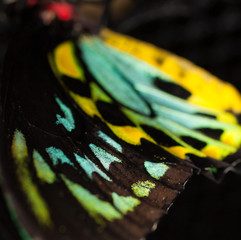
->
[89, 144, 122, 171]
[55, 96, 75, 132]
[144, 161, 169, 180]
[75, 154, 112, 181]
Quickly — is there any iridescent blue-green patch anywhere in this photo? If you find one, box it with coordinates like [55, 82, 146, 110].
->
[55, 96, 75, 132]
[80, 41, 151, 115]
[144, 161, 169, 180]
[131, 180, 155, 198]
[46, 147, 75, 168]
[98, 130, 122, 153]
[75, 154, 112, 181]
[89, 144, 122, 171]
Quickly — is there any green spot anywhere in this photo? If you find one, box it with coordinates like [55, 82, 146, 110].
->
[33, 150, 56, 184]
[11, 129, 28, 160]
[144, 161, 169, 180]
[98, 130, 122, 153]
[90, 82, 112, 103]
[12, 130, 52, 226]
[131, 180, 155, 198]
[61, 175, 122, 224]
[112, 192, 140, 214]
[89, 144, 122, 171]
[207, 167, 218, 173]
[46, 147, 75, 168]
[55, 97, 75, 132]
[75, 154, 112, 181]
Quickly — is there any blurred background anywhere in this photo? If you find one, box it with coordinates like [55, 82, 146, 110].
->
[1, 0, 241, 239]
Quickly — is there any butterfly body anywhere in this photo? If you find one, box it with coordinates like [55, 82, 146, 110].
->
[1, 18, 241, 240]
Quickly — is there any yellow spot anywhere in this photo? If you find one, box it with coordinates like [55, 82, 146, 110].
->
[131, 180, 155, 197]
[202, 146, 222, 160]
[163, 146, 190, 159]
[101, 29, 241, 114]
[107, 124, 155, 145]
[12, 130, 52, 227]
[216, 112, 238, 124]
[55, 41, 85, 81]
[221, 129, 241, 147]
[70, 92, 102, 118]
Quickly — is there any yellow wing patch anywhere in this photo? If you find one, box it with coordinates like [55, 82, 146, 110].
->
[107, 124, 155, 145]
[101, 29, 241, 114]
[70, 92, 102, 119]
[54, 41, 85, 81]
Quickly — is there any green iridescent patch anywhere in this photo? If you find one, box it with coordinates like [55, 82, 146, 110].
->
[33, 150, 56, 184]
[12, 130, 52, 226]
[61, 175, 122, 224]
[112, 192, 140, 214]
[131, 180, 156, 197]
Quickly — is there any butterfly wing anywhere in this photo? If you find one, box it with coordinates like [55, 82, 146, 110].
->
[1, 19, 241, 238]
[51, 29, 241, 178]
[0, 26, 193, 240]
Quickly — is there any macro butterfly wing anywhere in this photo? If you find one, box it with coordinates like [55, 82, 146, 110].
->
[0, 24, 193, 240]
[1, 10, 241, 240]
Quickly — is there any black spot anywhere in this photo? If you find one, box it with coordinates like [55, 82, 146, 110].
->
[179, 70, 185, 77]
[181, 136, 206, 150]
[96, 101, 135, 126]
[154, 77, 191, 99]
[156, 57, 164, 64]
[236, 114, 241, 124]
[195, 112, 216, 119]
[196, 128, 223, 140]
[141, 125, 179, 147]
[62, 76, 90, 97]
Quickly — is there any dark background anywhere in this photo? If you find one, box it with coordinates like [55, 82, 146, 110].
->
[1, 0, 241, 239]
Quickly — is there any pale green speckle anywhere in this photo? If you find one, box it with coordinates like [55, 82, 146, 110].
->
[61, 175, 122, 224]
[131, 180, 155, 197]
[33, 150, 56, 184]
[75, 154, 112, 181]
[89, 144, 122, 171]
[144, 161, 169, 180]
[55, 97, 75, 132]
[112, 192, 140, 214]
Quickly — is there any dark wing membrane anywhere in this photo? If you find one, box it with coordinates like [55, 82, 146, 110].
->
[0, 27, 192, 240]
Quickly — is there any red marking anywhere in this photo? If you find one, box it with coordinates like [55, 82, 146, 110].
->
[27, 0, 39, 8]
[45, 2, 74, 21]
